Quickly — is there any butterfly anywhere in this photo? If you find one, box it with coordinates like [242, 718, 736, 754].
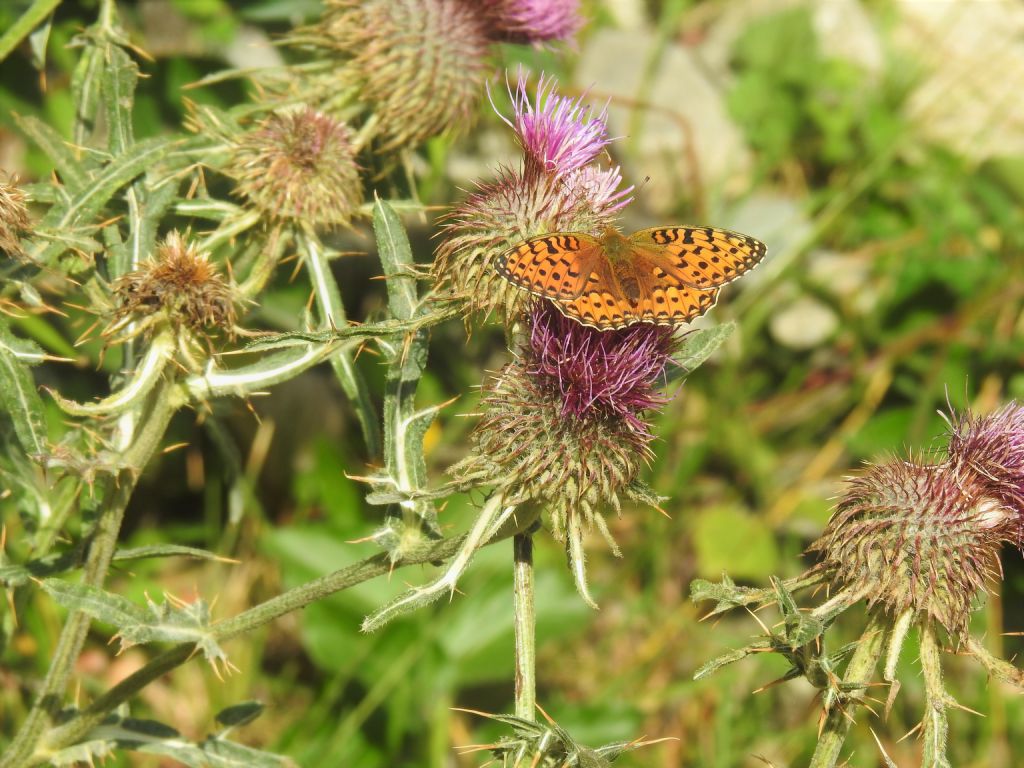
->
[495, 226, 767, 330]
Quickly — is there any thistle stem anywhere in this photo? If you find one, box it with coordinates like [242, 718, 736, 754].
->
[513, 531, 537, 720]
[2, 375, 182, 768]
[919, 620, 952, 768]
[808, 611, 888, 768]
[36, 524, 522, 762]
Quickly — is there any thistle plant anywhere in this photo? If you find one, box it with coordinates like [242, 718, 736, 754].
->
[692, 403, 1024, 768]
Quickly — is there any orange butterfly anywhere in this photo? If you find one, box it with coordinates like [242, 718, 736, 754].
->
[495, 226, 767, 330]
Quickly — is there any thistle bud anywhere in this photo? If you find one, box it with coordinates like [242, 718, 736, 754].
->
[230, 107, 362, 227]
[0, 175, 31, 259]
[811, 460, 1016, 640]
[319, 0, 490, 150]
[110, 232, 235, 340]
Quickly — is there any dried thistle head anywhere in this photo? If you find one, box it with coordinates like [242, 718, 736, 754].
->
[319, 0, 490, 151]
[230, 107, 362, 227]
[811, 459, 1017, 641]
[110, 232, 235, 340]
[0, 175, 31, 258]
[454, 301, 677, 603]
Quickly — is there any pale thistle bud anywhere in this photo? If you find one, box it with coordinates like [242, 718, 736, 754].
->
[229, 108, 362, 227]
[319, 0, 490, 150]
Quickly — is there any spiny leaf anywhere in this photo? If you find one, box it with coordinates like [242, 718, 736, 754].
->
[373, 195, 418, 321]
[13, 113, 91, 193]
[41, 580, 229, 668]
[0, 320, 48, 455]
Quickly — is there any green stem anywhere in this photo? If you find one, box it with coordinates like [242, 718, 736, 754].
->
[37, 526, 517, 761]
[919, 621, 952, 768]
[2, 375, 182, 768]
[808, 611, 888, 768]
[513, 532, 536, 721]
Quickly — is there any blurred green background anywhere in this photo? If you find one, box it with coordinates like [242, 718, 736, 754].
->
[2, 0, 1024, 766]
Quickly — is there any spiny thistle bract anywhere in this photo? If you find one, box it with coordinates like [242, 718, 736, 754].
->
[229, 107, 362, 227]
[318, 0, 491, 151]
[0, 175, 31, 258]
[454, 301, 678, 603]
[434, 73, 632, 318]
[810, 460, 1015, 641]
[110, 231, 235, 340]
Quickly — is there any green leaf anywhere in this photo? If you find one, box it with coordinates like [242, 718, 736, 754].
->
[56, 714, 296, 768]
[372, 195, 419, 322]
[215, 701, 265, 729]
[34, 136, 181, 264]
[14, 113, 90, 193]
[102, 43, 138, 155]
[672, 322, 735, 378]
[41, 580, 230, 668]
[113, 544, 234, 563]
[0, 0, 61, 64]
[70, 44, 104, 143]
[371, 198, 440, 536]
[0, 320, 48, 455]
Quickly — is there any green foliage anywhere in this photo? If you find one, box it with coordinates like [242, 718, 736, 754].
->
[2, 1, 1024, 767]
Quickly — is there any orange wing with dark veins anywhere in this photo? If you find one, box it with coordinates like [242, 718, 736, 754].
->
[556, 283, 720, 331]
[631, 226, 766, 290]
[495, 233, 602, 300]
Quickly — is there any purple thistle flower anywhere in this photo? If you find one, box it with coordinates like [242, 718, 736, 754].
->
[948, 401, 1024, 512]
[526, 301, 676, 435]
[497, 71, 611, 177]
[567, 164, 634, 216]
[480, 0, 583, 44]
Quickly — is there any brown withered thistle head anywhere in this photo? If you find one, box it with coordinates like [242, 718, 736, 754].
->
[110, 232, 235, 339]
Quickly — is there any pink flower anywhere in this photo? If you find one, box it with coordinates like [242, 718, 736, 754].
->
[497, 72, 611, 177]
[526, 301, 676, 435]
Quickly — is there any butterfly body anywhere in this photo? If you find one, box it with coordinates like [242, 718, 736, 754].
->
[496, 225, 766, 331]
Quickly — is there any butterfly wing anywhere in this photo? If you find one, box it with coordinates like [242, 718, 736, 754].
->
[496, 233, 603, 300]
[631, 226, 766, 290]
[557, 284, 719, 330]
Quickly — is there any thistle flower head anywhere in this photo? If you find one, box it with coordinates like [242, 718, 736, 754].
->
[811, 460, 1017, 640]
[111, 232, 235, 339]
[434, 74, 631, 318]
[947, 402, 1024, 513]
[321, 0, 490, 150]
[454, 302, 678, 603]
[481, 0, 583, 45]
[0, 175, 31, 258]
[433, 162, 619, 317]
[500, 72, 611, 178]
[230, 107, 361, 227]
[527, 301, 675, 435]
